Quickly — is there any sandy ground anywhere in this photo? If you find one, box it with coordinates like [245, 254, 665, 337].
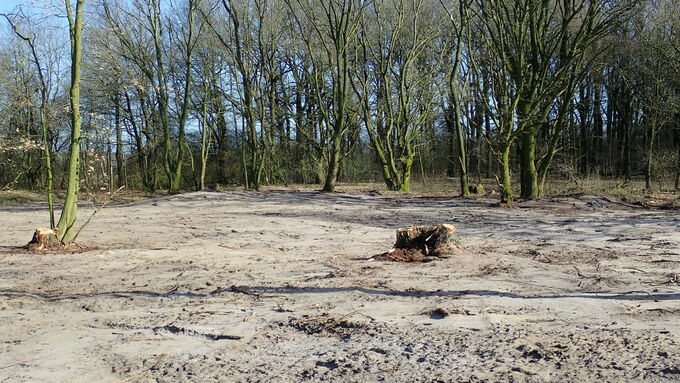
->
[0, 190, 679, 382]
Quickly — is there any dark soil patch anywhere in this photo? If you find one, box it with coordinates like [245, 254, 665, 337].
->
[374, 248, 430, 263]
[6, 243, 96, 255]
[374, 243, 458, 263]
[476, 262, 516, 276]
[420, 306, 472, 319]
[285, 313, 381, 339]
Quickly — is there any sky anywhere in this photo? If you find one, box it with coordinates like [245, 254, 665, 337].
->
[0, 0, 29, 13]
[0, 1, 66, 17]
[0, 0, 70, 36]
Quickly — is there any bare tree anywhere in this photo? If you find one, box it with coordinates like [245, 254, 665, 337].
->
[355, 0, 440, 191]
[1, 11, 57, 228]
[468, 0, 634, 202]
[286, 0, 370, 192]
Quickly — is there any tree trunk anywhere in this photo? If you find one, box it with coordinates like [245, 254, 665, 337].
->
[645, 125, 656, 191]
[199, 90, 210, 190]
[499, 145, 513, 204]
[593, 81, 604, 175]
[448, 103, 470, 197]
[519, 129, 539, 200]
[675, 142, 680, 190]
[40, 97, 55, 229]
[322, 125, 343, 192]
[57, 0, 85, 243]
[399, 154, 414, 192]
[455, 120, 470, 197]
[208, 73, 229, 184]
[115, 93, 125, 188]
[152, 4, 173, 192]
[169, 0, 197, 192]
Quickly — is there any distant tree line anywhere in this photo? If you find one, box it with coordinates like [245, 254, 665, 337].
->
[0, 0, 678, 204]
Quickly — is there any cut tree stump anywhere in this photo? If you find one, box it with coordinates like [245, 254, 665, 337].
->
[468, 184, 485, 194]
[395, 224, 455, 251]
[377, 224, 456, 262]
[25, 228, 61, 251]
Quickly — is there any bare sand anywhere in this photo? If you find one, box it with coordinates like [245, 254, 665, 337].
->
[0, 190, 679, 382]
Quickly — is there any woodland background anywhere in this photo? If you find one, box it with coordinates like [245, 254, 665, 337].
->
[0, 0, 678, 204]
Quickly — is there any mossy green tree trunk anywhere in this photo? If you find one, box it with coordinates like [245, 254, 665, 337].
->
[57, 0, 86, 242]
[499, 144, 513, 204]
[519, 128, 539, 200]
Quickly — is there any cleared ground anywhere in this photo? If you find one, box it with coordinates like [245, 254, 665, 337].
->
[1, 190, 679, 382]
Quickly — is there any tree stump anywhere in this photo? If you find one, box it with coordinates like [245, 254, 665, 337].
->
[395, 224, 455, 254]
[25, 228, 61, 251]
[373, 224, 456, 262]
[468, 184, 485, 194]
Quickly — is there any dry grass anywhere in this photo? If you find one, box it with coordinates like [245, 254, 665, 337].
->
[257, 178, 467, 196]
[0, 189, 158, 206]
[0, 190, 45, 205]
[80, 189, 161, 204]
[4, 175, 678, 207]
[542, 177, 680, 208]
[259, 176, 678, 201]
